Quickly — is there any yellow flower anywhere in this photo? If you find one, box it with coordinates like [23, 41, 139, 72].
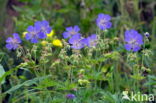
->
[52, 39, 63, 47]
[41, 41, 48, 46]
[47, 30, 55, 38]
[22, 32, 28, 38]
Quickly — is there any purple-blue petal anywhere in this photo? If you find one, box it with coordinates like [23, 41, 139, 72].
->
[81, 38, 88, 46]
[66, 27, 73, 32]
[133, 45, 141, 52]
[63, 25, 80, 39]
[27, 26, 34, 32]
[62, 32, 70, 39]
[38, 32, 47, 39]
[6, 44, 13, 50]
[31, 38, 38, 43]
[46, 27, 52, 34]
[6, 37, 13, 43]
[68, 34, 81, 44]
[71, 43, 84, 49]
[12, 44, 19, 50]
[86, 34, 98, 47]
[25, 33, 32, 40]
[41, 20, 49, 26]
[124, 44, 132, 51]
[105, 22, 112, 29]
[73, 25, 80, 32]
[98, 13, 111, 21]
[66, 94, 76, 99]
[13, 33, 21, 43]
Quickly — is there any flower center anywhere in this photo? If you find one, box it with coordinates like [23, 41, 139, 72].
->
[11, 39, 18, 44]
[89, 40, 96, 47]
[73, 40, 82, 48]
[41, 26, 46, 31]
[129, 39, 140, 49]
[70, 30, 76, 35]
[100, 19, 106, 26]
[130, 39, 137, 45]
[31, 31, 37, 37]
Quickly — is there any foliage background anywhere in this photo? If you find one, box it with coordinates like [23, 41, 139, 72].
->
[0, 0, 156, 103]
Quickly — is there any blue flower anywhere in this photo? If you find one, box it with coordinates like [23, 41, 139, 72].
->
[25, 26, 40, 43]
[6, 33, 21, 50]
[68, 34, 84, 49]
[124, 29, 143, 52]
[34, 20, 52, 39]
[66, 94, 76, 99]
[83, 34, 98, 47]
[63, 25, 80, 39]
[96, 13, 112, 30]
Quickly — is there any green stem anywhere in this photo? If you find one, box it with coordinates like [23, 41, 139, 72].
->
[70, 68, 73, 83]
[0, 85, 2, 103]
[142, 37, 146, 67]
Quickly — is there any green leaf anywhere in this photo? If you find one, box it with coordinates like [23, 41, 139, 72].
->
[12, 6, 23, 12]
[0, 64, 5, 84]
[131, 74, 145, 81]
[0, 65, 20, 84]
[5, 75, 51, 94]
[35, 79, 58, 89]
[144, 75, 156, 86]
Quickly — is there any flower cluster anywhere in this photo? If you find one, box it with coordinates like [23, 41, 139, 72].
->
[124, 29, 143, 52]
[66, 94, 76, 99]
[68, 34, 84, 49]
[6, 20, 55, 50]
[6, 33, 22, 50]
[62, 26, 98, 50]
[5, 13, 145, 52]
[61, 13, 113, 50]
[96, 13, 112, 30]
[63, 25, 80, 39]
[25, 20, 52, 43]
[83, 34, 98, 47]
